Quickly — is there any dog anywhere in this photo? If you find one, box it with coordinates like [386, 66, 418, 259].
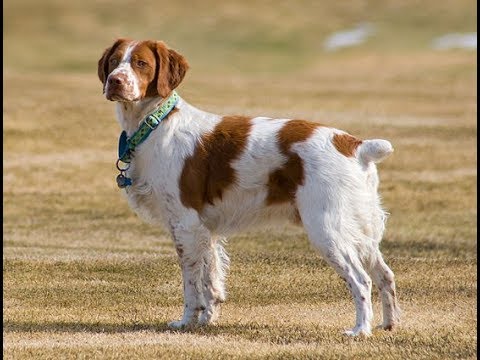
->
[97, 38, 400, 336]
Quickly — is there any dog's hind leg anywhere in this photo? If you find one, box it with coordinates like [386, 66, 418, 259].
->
[326, 247, 374, 336]
[198, 238, 230, 325]
[369, 252, 400, 331]
[299, 207, 374, 336]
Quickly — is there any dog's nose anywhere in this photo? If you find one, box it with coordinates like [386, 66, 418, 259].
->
[108, 75, 123, 86]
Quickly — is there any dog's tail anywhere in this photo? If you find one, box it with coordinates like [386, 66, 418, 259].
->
[356, 139, 394, 165]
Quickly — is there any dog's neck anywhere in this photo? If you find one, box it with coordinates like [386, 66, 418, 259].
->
[115, 97, 165, 135]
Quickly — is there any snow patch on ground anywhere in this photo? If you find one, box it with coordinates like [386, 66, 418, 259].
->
[323, 23, 375, 51]
[431, 33, 477, 50]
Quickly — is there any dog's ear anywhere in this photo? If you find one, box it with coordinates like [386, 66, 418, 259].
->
[97, 45, 112, 85]
[97, 38, 130, 87]
[154, 41, 189, 98]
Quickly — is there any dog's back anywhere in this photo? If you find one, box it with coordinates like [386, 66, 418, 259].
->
[193, 117, 393, 239]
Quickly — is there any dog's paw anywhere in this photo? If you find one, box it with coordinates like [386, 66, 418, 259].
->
[197, 303, 222, 326]
[197, 317, 215, 326]
[375, 323, 396, 331]
[168, 319, 193, 329]
[198, 311, 219, 326]
[344, 325, 372, 337]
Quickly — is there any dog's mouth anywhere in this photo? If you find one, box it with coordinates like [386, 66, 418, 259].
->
[106, 91, 140, 102]
[107, 93, 127, 102]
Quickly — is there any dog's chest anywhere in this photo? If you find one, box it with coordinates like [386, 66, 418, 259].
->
[122, 134, 183, 227]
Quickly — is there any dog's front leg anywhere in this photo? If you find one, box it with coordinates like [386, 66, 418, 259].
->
[198, 240, 229, 325]
[168, 222, 210, 329]
[169, 258, 204, 329]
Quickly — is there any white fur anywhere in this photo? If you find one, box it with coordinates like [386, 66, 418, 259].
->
[105, 42, 141, 101]
[107, 78, 399, 337]
[358, 139, 394, 165]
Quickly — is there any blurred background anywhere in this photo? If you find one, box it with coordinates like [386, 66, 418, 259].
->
[4, 0, 477, 118]
[4, 0, 477, 71]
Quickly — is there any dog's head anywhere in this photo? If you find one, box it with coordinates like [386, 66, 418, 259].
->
[97, 39, 189, 102]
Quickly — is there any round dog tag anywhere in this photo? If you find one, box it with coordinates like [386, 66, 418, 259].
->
[116, 174, 132, 188]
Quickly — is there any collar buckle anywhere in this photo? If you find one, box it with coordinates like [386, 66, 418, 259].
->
[144, 115, 158, 130]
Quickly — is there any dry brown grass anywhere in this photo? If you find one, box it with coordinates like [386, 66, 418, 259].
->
[3, 0, 477, 359]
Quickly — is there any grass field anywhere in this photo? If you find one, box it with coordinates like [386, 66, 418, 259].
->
[3, 0, 477, 359]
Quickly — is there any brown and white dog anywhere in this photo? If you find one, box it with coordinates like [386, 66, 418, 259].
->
[97, 38, 400, 336]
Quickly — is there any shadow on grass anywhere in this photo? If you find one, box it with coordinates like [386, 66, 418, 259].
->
[381, 238, 477, 259]
[3, 320, 171, 334]
[3, 320, 342, 344]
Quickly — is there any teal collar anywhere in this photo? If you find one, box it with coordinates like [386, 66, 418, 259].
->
[118, 91, 179, 164]
[115, 91, 179, 188]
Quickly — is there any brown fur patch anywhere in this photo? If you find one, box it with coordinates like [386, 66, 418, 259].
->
[332, 133, 363, 157]
[266, 120, 320, 205]
[129, 42, 157, 97]
[179, 116, 252, 212]
[146, 41, 189, 98]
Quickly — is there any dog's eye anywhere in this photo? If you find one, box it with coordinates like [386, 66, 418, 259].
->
[136, 60, 148, 68]
[110, 58, 119, 66]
